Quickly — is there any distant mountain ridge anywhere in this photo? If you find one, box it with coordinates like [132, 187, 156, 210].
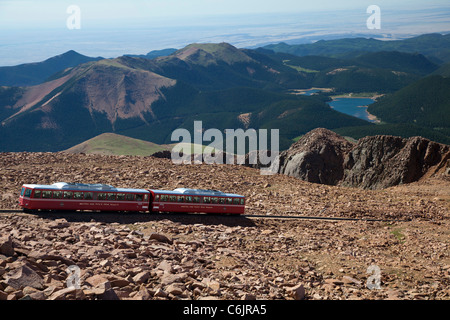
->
[1, 35, 450, 152]
[0, 50, 103, 87]
[0, 42, 369, 151]
[368, 75, 450, 129]
[256, 49, 438, 93]
[125, 48, 178, 60]
[263, 33, 450, 62]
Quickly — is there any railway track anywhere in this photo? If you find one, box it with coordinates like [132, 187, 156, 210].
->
[243, 214, 406, 222]
[0, 209, 407, 223]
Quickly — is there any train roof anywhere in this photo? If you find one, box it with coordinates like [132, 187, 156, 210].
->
[21, 182, 149, 194]
[21, 183, 243, 197]
[150, 188, 244, 198]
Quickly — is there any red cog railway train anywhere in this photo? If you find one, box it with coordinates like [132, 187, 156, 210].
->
[19, 182, 245, 215]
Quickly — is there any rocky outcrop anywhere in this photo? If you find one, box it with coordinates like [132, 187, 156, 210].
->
[342, 135, 450, 189]
[278, 128, 354, 185]
[276, 128, 450, 189]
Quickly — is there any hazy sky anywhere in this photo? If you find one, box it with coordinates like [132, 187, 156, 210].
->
[1, 0, 449, 28]
[1, 0, 449, 65]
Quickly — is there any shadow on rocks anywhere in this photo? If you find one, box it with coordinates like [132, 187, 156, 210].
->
[31, 210, 256, 228]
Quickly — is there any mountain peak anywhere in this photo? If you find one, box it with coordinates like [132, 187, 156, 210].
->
[49, 50, 88, 61]
[0, 50, 103, 87]
[62, 49, 80, 56]
[171, 42, 255, 66]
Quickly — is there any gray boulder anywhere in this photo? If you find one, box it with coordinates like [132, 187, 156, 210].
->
[278, 128, 354, 185]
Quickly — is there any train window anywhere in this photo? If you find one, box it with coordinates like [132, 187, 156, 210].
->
[34, 190, 42, 198]
[241, 198, 245, 205]
[74, 192, 83, 200]
[154, 194, 160, 201]
[24, 188, 32, 198]
[169, 195, 176, 202]
[219, 198, 225, 204]
[64, 191, 73, 199]
[178, 196, 184, 202]
[185, 196, 192, 203]
[160, 195, 168, 202]
[126, 194, 135, 201]
[53, 191, 63, 199]
[42, 191, 52, 199]
[211, 197, 218, 204]
[98, 193, 107, 200]
[203, 197, 210, 203]
[226, 198, 232, 204]
[21, 187, 25, 196]
[136, 194, 143, 201]
[117, 193, 125, 201]
[107, 193, 116, 201]
[193, 197, 200, 203]
[233, 198, 239, 205]
[144, 194, 148, 201]
[84, 192, 93, 200]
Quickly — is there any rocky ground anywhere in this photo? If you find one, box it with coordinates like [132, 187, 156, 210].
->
[0, 152, 449, 300]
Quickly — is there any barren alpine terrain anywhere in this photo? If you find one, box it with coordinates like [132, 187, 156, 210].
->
[0, 152, 449, 300]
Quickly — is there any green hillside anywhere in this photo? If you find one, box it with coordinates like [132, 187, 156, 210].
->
[352, 51, 439, 75]
[260, 49, 438, 75]
[120, 85, 369, 151]
[367, 75, 450, 128]
[257, 50, 433, 93]
[64, 133, 172, 156]
[432, 62, 450, 77]
[63, 132, 214, 157]
[311, 66, 420, 93]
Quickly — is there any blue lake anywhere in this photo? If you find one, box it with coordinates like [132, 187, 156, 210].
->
[328, 97, 376, 123]
[299, 89, 376, 122]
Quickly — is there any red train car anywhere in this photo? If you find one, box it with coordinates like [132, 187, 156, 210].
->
[149, 188, 245, 215]
[19, 183, 245, 215]
[19, 182, 150, 213]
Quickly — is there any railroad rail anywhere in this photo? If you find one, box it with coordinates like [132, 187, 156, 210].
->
[0, 209, 408, 223]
